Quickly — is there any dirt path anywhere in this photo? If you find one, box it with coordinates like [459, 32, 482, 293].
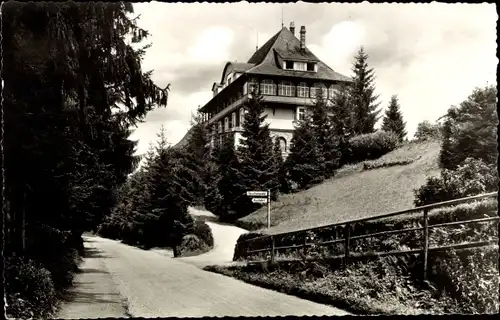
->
[176, 207, 248, 268]
[55, 235, 349, 318]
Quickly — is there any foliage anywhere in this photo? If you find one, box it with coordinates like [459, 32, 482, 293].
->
[439, 85, 497, 170]
[413, 120, 442, 142]
[232, 91, 281, 217]
[194, 220, 215, 249]
[329, 84, 356, 166]
[5, 256, 57, 319]
[347, 130, 401, 163]
[183, 111, 214, 206]
[381, 95, 407, 143]
[350, 46, 382, 135]
[310, 92, 341, 178]
[414, 157, 498, 206]
[285, 113, 324, 190]
[178, 234, 208, 256]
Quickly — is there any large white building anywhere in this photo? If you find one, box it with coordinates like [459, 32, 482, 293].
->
[177, 22, 352, 157]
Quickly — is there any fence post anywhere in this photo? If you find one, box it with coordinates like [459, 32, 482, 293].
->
[344, 223, 350, 267]
[423, 208, 429, 281]
[270, 236, 275, 263]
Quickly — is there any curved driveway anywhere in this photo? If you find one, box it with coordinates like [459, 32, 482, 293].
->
[56, 234, 349, 318]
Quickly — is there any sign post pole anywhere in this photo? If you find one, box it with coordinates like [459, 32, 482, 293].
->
[267, 189, 271, 229]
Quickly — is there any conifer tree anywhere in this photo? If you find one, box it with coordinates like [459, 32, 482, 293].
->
[184, 111, 213, 206]
[285, 114, 323, 190]
[145, 128, 195, 254]
[233, 91, 280, 217]
[381, 95, 407, 143]
[310, 92, 341, 178]
[212, 133, 245, 220]
[351, 46, 381, 134]
[329, 84, 356, 166]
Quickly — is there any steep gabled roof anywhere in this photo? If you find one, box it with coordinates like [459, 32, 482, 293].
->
[220, 62, 255, 84]
[246, 27, 352, 83]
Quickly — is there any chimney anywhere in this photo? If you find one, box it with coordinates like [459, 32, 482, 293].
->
[290, 21, 295, 36]
[300, 26, 306, 50]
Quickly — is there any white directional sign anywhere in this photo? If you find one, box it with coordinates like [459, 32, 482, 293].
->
[252, 197, 268, 204]
[247, 191, 268, 197]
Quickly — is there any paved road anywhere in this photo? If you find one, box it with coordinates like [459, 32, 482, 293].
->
[56, 235, 349, 318]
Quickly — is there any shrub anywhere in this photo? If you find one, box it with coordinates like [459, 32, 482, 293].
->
[428, 247, 499, 313]
[5, 256, 57, 319]
[348, 130, 400, 163]
[413, 120, 442, 142]
[194, 220, 214, 248]
[233, 231, 265, 261]
[414, 158, 498, 206]
[179, 234, 208, 256]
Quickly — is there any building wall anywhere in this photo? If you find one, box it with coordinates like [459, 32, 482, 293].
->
[263, 106, 296, 131]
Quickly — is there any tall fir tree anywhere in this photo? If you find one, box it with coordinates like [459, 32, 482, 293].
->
[381, 95, 407, 143]
[329, 84, 356, 166]
[310, 92, 341, 178]
[145, 127, 195, 254]
[285, 113, 323, 190]
[233, 91, 280, 218]
[350, 46, 381, 135]
[184, 110, 213, 206]
[213, 133, 245, 220]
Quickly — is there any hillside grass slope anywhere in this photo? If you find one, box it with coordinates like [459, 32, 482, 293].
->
[236, 140, 442, 234]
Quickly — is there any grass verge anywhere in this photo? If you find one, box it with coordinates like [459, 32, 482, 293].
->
[204, 254, 461, 315]
[236, 140, 441, 233]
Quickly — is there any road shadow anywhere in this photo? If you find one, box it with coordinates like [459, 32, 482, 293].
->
[75, 268, 109, 274]
[61, 289, 124, 305]
[83, 247, 112, 259]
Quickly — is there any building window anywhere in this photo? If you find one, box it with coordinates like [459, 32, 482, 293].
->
[310, 83, 327, 99]
[231, 112, 236, 128]
[285, 61, 294, 69]
[240, 108, 246, 126]
[294, 62, 307, 71]
[296, 107, 306, 121]
[224, 117, 229, 131]
[307, 63, 316, 71]
[248, 79, 259, 94]
[276, 137, 287, 153]
[297, 82, 309, 98]
[260, 79, 276, 95]
[218, 121, 223, 133]
[278, 80, 295, 96]
[328, 85, 338, 99]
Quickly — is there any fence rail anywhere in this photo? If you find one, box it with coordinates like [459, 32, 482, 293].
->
[238, 192, 498, 280]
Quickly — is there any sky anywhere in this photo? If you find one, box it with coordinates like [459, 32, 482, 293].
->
[129, 1, 497, 158]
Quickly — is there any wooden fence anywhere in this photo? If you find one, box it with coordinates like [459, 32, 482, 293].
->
[237, 192, 499, 280]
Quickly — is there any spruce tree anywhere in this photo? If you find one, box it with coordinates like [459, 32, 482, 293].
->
[381, 95, 407, 143]
[213, 133, 245, 220]
[184, 111, 212, 206]
[234, 91, 280, 217]
[145, 128, 195, 254]
[285, 114, 323, 190]
[330, 84, 356, 166]
[310, 92, 341, 178]
[351, 46, 381, 134]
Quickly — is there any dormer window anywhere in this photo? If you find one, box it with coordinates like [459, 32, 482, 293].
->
[284, 61, 294, 70]
[307, 63, 316, 71]
[294, 62, 307, 71]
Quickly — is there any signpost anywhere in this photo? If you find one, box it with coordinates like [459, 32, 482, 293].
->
[247, 189, 271, 228]
[252, 197, 268, 204]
